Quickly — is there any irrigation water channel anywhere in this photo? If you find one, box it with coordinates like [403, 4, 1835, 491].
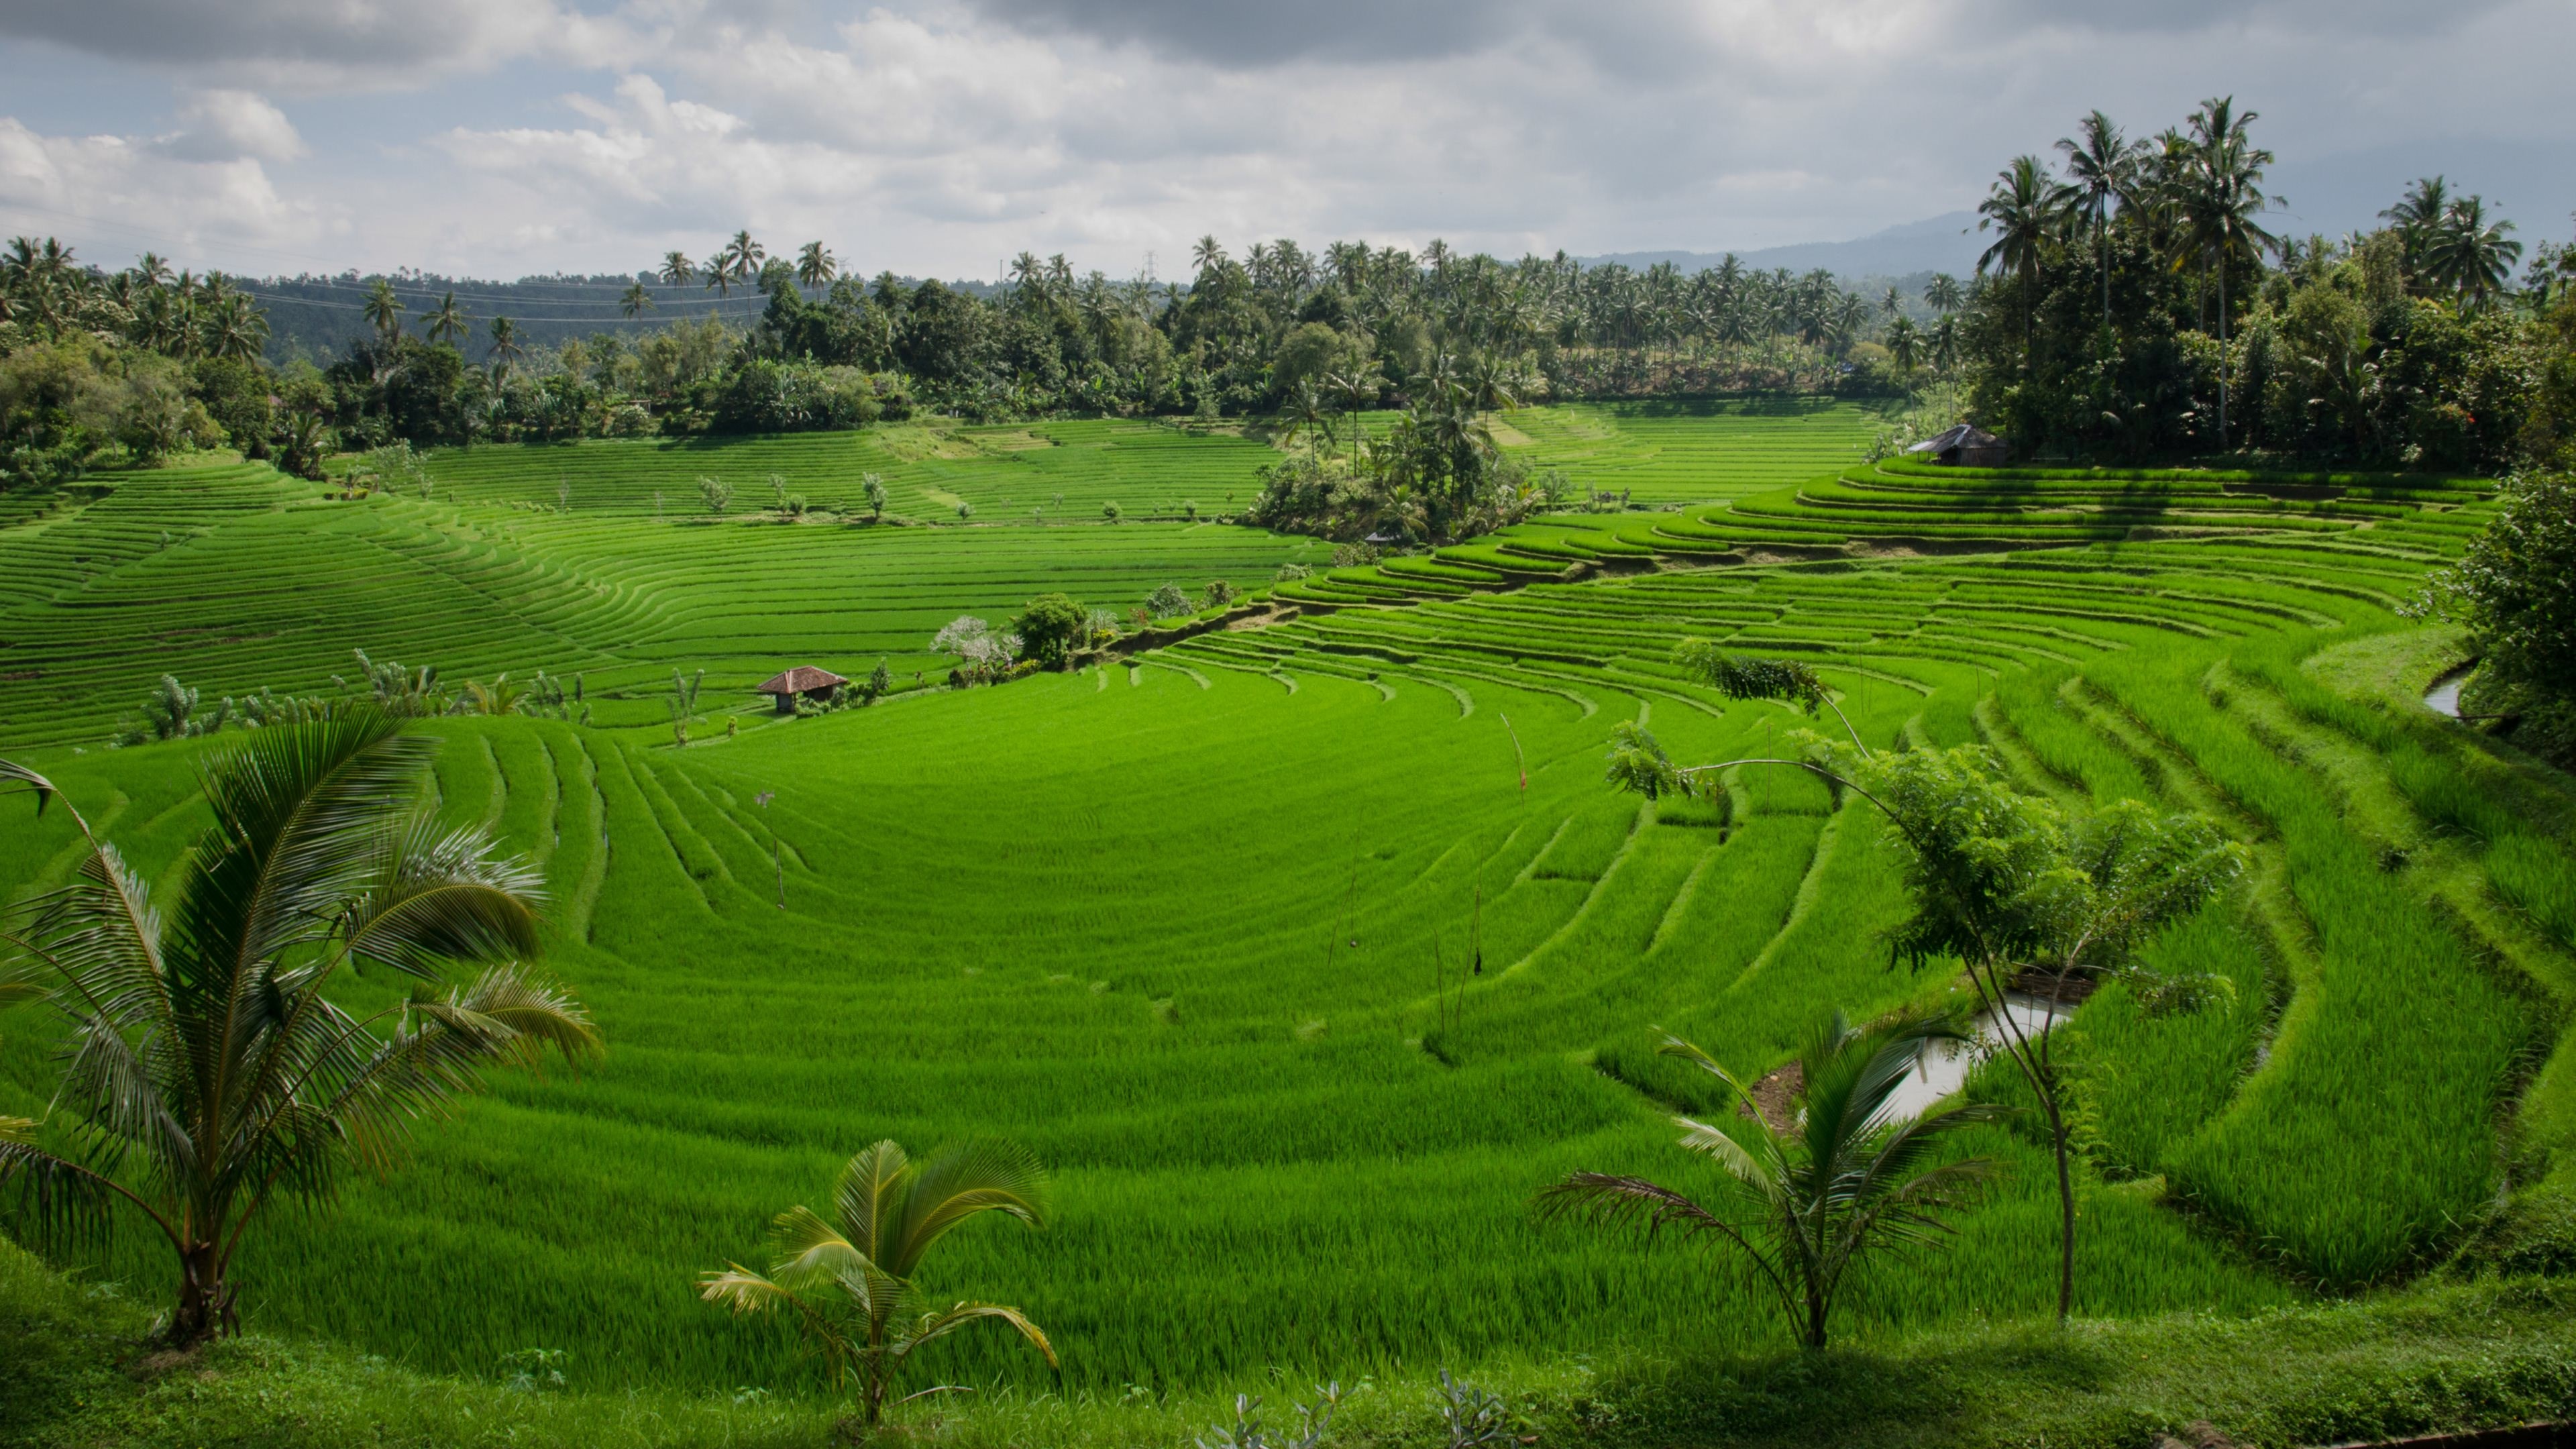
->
[1879, 994, 2074, 1122]
[2426, 663, 2474, 719]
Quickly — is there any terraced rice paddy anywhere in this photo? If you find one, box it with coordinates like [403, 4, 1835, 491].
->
[3, 414, 2572, 1407]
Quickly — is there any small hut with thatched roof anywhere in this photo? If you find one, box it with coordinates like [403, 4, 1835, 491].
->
[755, 665, 847, 714]
[1906, 424, 2010, 468]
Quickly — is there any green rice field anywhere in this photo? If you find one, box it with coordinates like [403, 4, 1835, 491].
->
[4, 408, 2573, 1408]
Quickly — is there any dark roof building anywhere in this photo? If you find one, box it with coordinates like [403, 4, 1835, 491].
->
[755, 666, 847, 713]
[1905, 423, 2010, 468]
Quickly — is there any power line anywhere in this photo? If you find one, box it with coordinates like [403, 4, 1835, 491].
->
[259, 276, 787, 305]
[232, 286, 777, 324]
[248, 280, 777, 311]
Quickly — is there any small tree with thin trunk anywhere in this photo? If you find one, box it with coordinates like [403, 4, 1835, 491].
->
[1610, 657, 2243, 1324]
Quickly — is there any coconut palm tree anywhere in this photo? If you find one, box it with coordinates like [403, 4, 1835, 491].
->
[700, 1140, 1056, 1426]
[1281, 378, 1335, 455]
[488, 316, 525, 379]
[1541, 1010, 2003, 1350]
[1929, 315, 1961, 374]
[2055, 109, 2135, 327]
[361, 278, 405, 343]
[722, 230, 767, 292]
[1326, 364, 1379, 468]
[1923, 273, 1963, 317]
[419, 291, 469, 347]
[661, 252, 694, 288]
[796, 241, 837, 290]
[202, 292, 269, 362]
[620, 282, 655, 319]
[2172, 96, 2277, 447]
[0, 715, 598, 1348]
[1884, 314, 1923, 376]
[2380, 176, 2451, 280]
[1978, 155, 2072, 361]
[2430, 196, 2522, 310]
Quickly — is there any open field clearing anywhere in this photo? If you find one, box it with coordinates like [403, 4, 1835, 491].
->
[0, 462, 1324, 747]
[0, 408, 1896, 747]
[412, 400, 1892, 523]
[7, 421, 2573, 1407]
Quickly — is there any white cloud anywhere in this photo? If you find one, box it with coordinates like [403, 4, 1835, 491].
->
[0, 113, 331, 261]
[1, 0, 2570, 278]
[156, 89, 307, 163]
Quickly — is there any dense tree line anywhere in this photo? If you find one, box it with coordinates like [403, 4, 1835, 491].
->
[5, 226, 1909, 486]
[0, 240, 285, 487]
[1947, 99, 2576, 471]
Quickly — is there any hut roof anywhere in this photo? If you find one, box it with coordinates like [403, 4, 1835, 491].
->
[755, 666, 847, 695]
[1905, 423, 2004, 455]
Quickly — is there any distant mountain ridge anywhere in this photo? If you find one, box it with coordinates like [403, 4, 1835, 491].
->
[1581, 212, 1984, 282]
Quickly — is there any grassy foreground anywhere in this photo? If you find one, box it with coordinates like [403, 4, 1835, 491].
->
[9, 1238, 2576, 1449]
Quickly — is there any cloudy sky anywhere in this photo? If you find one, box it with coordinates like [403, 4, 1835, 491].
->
[0, 0, 2568, 282]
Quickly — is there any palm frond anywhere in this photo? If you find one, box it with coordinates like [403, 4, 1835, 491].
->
[197, 712, 430, 970]
[1537, 1171, 1727, 1236]
[0, 961, 45, 1010]
[8, 841, 168, 1030]
[900, 1301, 1057, 1369]
[1655, 1032, 1762, 1118]
[0, 1133, 127, 1250]
[699, 1263, 801, 1315]
[0, 757, 64, 821]
[835, 1140, 912, 1263]
[332, 819, 544, 981]
[1839, 1156, 2004, 1257]
[440, 967, 600, 1070]
[1673, 1114, 1784, 1199]
[886, 1138, 1049, 1275]
[326, 967, 594, 1173]
[54, 1013, 187, 1179]
[767, 1204, 873, 1287]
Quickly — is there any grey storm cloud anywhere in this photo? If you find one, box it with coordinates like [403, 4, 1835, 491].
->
[0, 0, 542, 66]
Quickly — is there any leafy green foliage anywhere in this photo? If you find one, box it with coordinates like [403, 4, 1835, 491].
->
[1012, 592, 1089, 665]
[0, 715, 597, 1345]
[698, 1139, 1055, 1424]
[2414, 471, 2576, 759]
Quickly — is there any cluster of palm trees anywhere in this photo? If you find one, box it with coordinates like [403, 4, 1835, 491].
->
[1, 237, 268, 363]
[1977, 99, 2287, 364]
[2378, 176, 2528, 309]
[1960, 97, 2553, 458]
[1167, 235, 1902, 384]
[655, 230, 802, 302]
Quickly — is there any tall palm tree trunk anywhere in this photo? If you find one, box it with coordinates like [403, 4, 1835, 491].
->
[2216, 266, 2230, 449]
[174, 1239, 233, 1345]
[2099, 228, 2110, 330]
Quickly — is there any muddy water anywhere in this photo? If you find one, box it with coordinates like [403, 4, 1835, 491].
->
[1878, 993, 2074, 1124]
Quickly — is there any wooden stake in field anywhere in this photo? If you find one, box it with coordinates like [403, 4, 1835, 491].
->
[755, 790, 783, 909]
[1499, 713, 1527, 793]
